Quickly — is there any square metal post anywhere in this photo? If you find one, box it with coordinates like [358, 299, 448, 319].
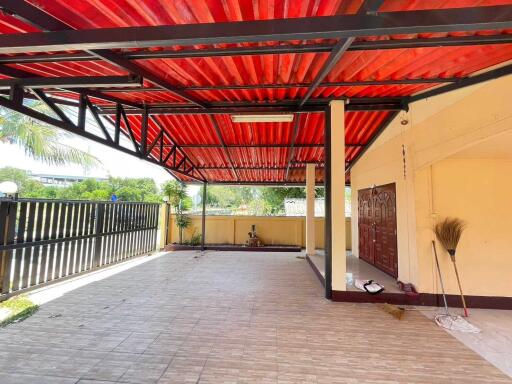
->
[201, 183, 207, 251]
[324, 107, 332, 299]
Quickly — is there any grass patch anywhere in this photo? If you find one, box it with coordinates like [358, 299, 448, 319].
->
[0, 295, 39, 327]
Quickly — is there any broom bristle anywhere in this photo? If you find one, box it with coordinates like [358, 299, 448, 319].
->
[434, 218, 466, 253]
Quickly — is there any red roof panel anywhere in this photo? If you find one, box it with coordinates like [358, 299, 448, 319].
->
[0, 1, 511, 183]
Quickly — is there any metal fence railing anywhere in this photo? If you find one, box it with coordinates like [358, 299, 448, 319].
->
[0, 198, 159, 298]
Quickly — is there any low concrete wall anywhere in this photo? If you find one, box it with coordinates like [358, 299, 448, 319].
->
[168, 215, 351, 250]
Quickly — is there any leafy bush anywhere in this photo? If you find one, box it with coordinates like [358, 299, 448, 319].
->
[189, 230, 202, 246]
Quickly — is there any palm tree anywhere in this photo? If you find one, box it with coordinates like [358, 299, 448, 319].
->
[0, 102, 100, 169]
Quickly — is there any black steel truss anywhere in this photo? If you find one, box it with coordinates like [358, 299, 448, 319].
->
[0, 86, 205, 182]
[1, 6, 511, 53]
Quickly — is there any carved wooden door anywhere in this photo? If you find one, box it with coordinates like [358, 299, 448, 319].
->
[358, 184, 398, 277]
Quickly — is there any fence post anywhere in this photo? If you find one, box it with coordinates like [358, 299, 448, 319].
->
[1, 201, 17, 294]
[92, 203, 105, 268]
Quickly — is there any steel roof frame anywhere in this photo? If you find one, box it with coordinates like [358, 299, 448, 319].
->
[2, 34, 512, 65]
[0, 0, 207, 108]
[54, 77, 457, 93]
[0, 1, 510, 184]
[1, 6, 511, 54]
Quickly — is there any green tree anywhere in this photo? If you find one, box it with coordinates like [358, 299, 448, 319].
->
[0, 102, 100, 168]
[205, 185, 254, 210]
[0, 167, 161, 202]
[162, 180, 190, 244]
[261, 187, 307, 214]
[0, 167, 47, 197]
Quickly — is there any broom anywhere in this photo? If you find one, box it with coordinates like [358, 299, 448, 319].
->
[434, 218, 468, 317]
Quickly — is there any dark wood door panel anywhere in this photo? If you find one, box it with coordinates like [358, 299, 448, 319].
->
[358, 183, 398, 278]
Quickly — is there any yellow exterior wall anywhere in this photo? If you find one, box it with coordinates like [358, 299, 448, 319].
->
[351, 73, 512, 296]
[168, 215, 351, 250]
[415, 159, 512, 297]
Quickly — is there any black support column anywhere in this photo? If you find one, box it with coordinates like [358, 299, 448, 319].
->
[324, 106, 332, 299]
[201, 183, 207, 251]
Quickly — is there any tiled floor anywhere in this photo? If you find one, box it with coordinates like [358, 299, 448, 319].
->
[0, 251, 510, 383]
[308, 251, 401, 293]
[420, 307, 512, 377]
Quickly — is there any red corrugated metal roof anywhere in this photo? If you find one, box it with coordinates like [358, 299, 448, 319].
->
[0, 1, 511, 183]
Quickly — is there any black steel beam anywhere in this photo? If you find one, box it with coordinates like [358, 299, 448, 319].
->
[8, 84, 23, 104]
[150, 117, 207, 182]
[100, 104, 403, 115]
[77, 93, 87, 130]
[1, 0, 208, 108]
[85, 96, 113, 142]
[91, 49, 208, 108]
[298, 0, 383, 107]
[2, 33, 512, 64]
[196, 166, 324, 170]
[97, 98, 406, 115]
[0, 6, 511, 53]
[189, 181, 320, 186]
[284, 116, 301, 180]
[351, 34, 512, 50]
[0, 56, 204, 182]
[31, 89, 74, 125]
[409, 63, 512, 103]
[209, 116, 239, 181]
[201, 182, 206, 251]
[80, 77, 456, 93]
[324, 106, 332, 300]
[71, 88, 142, 110]
[345, 110, 400, 174]
[0, 53, 143, 110]
[174, 143, 360, 148]
[98, 105, 324, 115]
[0, 93, 204, 182]
[0, 88, 79, 107]
[0, 75, 141, 89]
[298, 38, 355, 107]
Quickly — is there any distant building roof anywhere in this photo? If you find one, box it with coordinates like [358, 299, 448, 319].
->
[30, 173, 108, 187]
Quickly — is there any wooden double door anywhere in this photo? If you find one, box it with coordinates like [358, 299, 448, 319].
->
[358, 183, 398, 278]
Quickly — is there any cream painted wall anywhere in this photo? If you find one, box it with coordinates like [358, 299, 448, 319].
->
[351, 74, 512, 295]
[168, 215, 351, 249]
[415, 159, 512, 296]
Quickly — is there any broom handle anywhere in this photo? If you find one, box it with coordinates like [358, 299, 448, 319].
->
[432, 241, 449, 315]
[451, 259, 469, 317]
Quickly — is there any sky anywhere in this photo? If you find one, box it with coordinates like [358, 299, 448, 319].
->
[0, 137, 172, 185]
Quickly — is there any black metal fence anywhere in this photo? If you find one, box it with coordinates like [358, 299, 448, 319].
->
[0, 198, 159, 298]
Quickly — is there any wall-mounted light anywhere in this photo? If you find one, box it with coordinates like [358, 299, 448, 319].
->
[231, 114, 294, 123]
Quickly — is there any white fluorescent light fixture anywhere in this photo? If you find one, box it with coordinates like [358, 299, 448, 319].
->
[231, 114, 294, 123]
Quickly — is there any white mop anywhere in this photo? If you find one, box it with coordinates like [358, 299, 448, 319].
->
[431, 241, 480, 333]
